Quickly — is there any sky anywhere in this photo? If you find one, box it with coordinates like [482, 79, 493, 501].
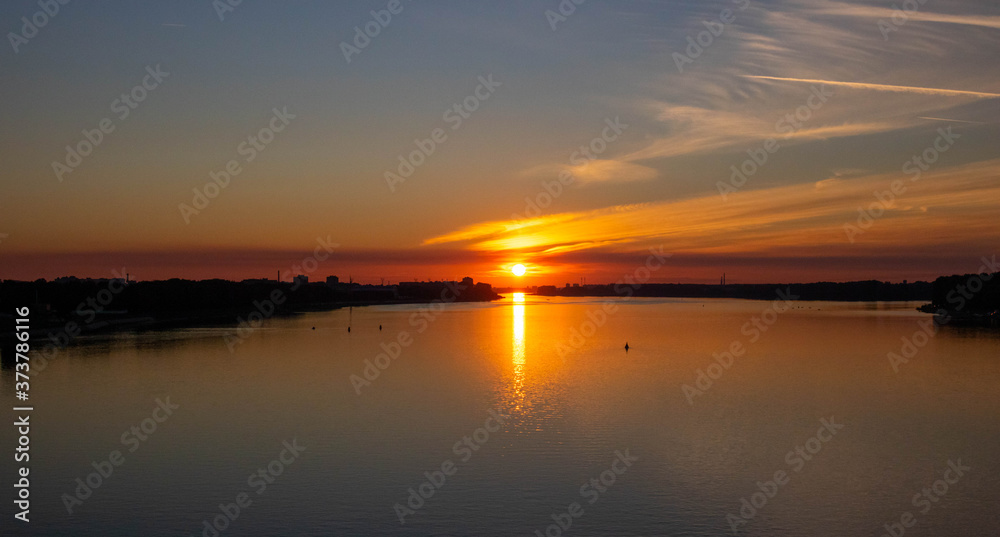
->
[1, 0, 998, 286]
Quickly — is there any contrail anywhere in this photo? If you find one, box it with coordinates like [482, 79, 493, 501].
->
[744, 76, 1000, 99]
[918, 116, 986, 125]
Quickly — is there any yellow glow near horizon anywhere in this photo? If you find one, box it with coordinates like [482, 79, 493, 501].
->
[512, 264, 527, 276]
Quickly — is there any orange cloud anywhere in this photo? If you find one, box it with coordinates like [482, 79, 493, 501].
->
[424, 159, 1000, 262]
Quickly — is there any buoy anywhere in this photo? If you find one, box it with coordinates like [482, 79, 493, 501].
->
[379, 324, 382, 331]
[625, 342, 630, 351]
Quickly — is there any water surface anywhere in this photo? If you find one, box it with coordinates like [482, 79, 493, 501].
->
[3, 296, 998, 536]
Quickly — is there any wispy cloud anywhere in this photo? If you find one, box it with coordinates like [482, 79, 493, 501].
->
[425, 159, 1000, 261]
[510, 0, 999, 209]
[519, 159, 658, 185]
[804, 0, 1000, 30]
[918, 116, 987, 125]
[568, 160, 659, 184]
[745, 76, 1000, 99]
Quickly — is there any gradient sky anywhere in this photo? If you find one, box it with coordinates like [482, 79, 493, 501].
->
[1, 0, 998, 286]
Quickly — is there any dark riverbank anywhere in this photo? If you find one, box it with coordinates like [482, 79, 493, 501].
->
[918, 270, 1000, 327]
[0, 277, 500, 358]
[3, 270, 997, 357]
[537, 279, 932, 302]
[536, 274, 998, 328]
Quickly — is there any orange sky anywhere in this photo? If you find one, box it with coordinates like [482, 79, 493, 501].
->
[3, 158, 1000, 286]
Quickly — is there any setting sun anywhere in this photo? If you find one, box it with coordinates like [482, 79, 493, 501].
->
[511, 264, 526, 277]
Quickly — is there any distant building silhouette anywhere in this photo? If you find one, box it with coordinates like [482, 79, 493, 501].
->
[397, 278, 499, 302]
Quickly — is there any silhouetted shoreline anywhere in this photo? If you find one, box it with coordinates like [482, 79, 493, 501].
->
[918, 271, 1000, 327]
[536, 280, 932, 302]
[2, 271, 997, 355]
[534, 274, 998, 327]
[0, 277, 500, 353]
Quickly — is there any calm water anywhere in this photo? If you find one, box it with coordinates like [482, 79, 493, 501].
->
[3, 296, 999, 536]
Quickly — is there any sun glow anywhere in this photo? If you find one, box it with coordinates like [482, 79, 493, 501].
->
[512, 264, 527, 276]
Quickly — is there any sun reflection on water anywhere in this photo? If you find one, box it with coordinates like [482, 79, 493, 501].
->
[511, 293, 526, 410]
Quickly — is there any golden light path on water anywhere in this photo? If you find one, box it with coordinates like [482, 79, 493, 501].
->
[511, 292, 526, 411]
